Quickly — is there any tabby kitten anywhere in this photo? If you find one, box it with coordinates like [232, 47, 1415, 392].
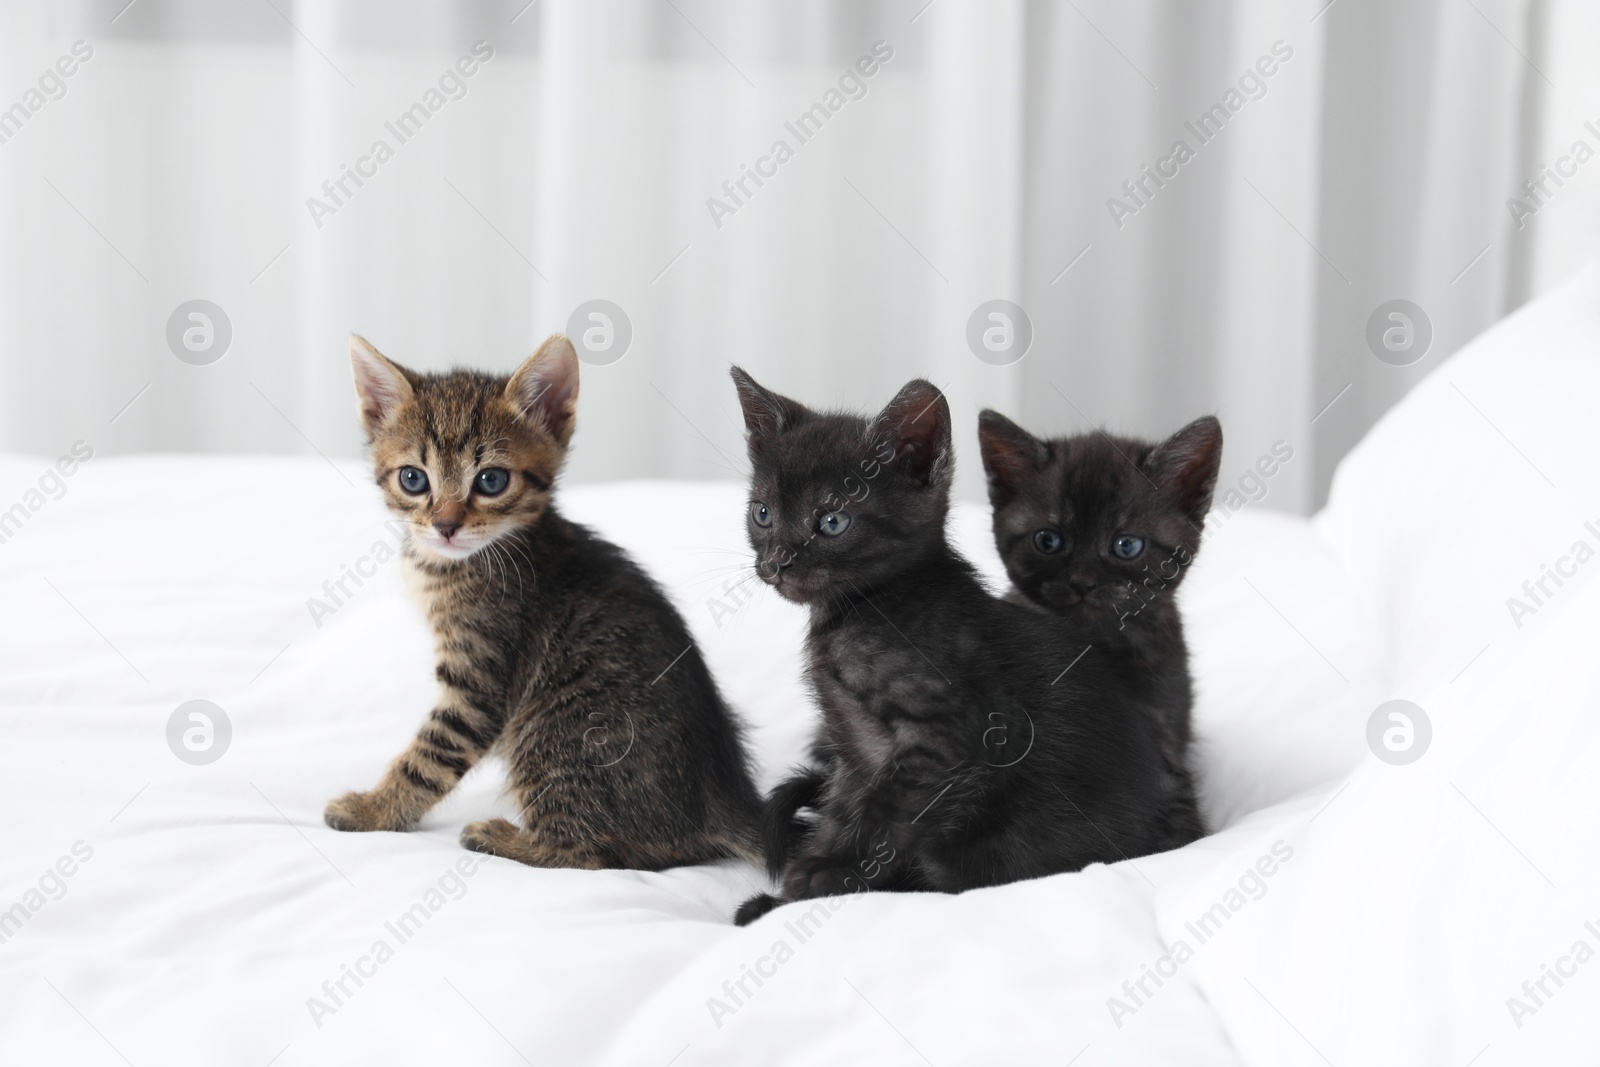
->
[977, 411, 1223, 848]
[324, 334, 762, 871]
[729, 370, 1182, 925]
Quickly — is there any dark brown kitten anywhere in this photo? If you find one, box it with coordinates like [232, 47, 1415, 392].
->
[324, 334, 762, 870]
[977, 411, 1222, 848]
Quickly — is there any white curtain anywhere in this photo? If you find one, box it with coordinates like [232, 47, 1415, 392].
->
[0, 0, 1590, 508]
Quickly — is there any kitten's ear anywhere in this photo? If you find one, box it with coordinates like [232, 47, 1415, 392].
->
[977, 410, 1044, 506]
[506, 334, 580, 446]
[869, 379, 952, 487]
[1144, 416, 1223, 524]
[350, 335, 415, 436]
[729, 366, 809, 455]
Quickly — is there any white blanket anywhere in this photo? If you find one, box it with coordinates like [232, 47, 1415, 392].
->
[2, 267, 1597, 1065]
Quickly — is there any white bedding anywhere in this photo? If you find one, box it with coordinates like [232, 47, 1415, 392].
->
[2, 267, 1597, 1065]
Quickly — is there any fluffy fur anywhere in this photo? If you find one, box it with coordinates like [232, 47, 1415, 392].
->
[977, 411, 1223, 849]
[324, 334, 762, 870]
[729, 370, 1186, 924]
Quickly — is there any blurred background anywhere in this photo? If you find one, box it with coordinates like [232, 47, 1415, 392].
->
[0, 0, 1594, 509]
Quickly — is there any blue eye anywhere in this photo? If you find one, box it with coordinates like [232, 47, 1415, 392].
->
[476, 468, 510, 496]
[1112, 534, 1145, 560]
[1033, 529, 1062, 554]
[818, 511, 850, 537]
[751, 502, 772, 528]
[399, 466, 429, 495]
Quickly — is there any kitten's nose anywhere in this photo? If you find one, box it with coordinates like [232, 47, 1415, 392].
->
[433, 519, 464, 540]
[758, 550, 792, 583]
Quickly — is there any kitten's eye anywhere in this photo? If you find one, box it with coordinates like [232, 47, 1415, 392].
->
[398, 466, 429, 495]
[1112, 534, 1146, 560]
[1033, 529, 1063, 554]
[475, 468, 510, 496]
[751, 501, 772, 528]
[818, 511, 850, 537]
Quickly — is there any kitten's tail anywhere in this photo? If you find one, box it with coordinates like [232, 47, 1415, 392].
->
[734, 892, 784, 926]
[760, 768, 828, 879]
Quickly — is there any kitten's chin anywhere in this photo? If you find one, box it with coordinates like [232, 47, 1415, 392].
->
[772, 582, 811, 604]
[412, 530, 494, 563]
[761, 571, 817, 604]
[420, 544, 482, 562]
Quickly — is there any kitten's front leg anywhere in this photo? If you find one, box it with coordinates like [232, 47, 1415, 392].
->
[325, 688, 502, 833]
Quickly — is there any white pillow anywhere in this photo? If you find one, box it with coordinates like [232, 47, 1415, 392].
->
[1182, 509, 1390, 828]
[1178, 263, 1600, 1065]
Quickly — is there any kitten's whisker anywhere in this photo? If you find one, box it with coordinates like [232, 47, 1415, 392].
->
[488, 541, 511, 606]
[681, 564, 762, 586]
[500, 533, 539, 579]
[693, 458, 748, 480]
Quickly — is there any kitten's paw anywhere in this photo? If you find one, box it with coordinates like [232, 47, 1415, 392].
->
[460, 817, 521, 857]
[324, 791, 409, 833]
[783, 857, 867, 900]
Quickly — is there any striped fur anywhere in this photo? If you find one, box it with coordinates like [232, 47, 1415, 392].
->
[323, 334, 762, 870]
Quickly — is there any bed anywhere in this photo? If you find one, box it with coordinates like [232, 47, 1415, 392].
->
[3, 266, 1597, 1066]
